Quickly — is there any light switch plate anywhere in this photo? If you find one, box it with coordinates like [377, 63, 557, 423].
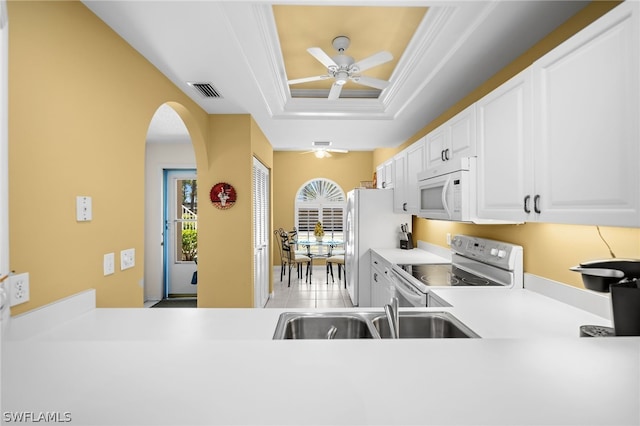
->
[120, 248, 135, 270]
[104, 253, 115, 276]
[76, 196, 92, 221]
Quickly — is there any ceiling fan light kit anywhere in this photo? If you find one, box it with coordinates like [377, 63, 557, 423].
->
[287, 35, 393, 100]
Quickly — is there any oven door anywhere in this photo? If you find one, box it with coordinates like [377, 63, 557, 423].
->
[390, 270, 426, 307]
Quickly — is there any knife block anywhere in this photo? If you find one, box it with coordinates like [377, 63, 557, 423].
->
[400, 232, 413, 250]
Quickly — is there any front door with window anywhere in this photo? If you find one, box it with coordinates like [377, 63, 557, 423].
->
[164, 170, 197, 297]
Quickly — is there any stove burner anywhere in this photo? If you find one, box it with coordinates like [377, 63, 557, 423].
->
[420, 274, 460, 286]
[399, 263, 503, 287]
[459, 275, 491, 286]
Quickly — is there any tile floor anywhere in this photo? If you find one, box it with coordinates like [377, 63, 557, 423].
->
[265, 264, 354, 308]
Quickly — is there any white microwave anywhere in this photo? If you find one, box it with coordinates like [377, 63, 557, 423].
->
[417, 157, 476, 221]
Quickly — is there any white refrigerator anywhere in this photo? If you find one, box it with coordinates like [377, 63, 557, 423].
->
[345, 189, 410, 306]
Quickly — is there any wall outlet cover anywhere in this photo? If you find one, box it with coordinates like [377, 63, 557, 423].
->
[120, 248, 135, 270]
[9, 272, 30, 307]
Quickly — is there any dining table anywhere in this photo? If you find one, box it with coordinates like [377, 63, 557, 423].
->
[295, 239, 344, 281]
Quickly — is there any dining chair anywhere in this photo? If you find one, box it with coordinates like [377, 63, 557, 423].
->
[275, 228, 311, 286]
[326, 253, 346, 287]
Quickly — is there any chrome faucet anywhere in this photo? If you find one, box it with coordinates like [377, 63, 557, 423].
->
[384, 297, 399, 339]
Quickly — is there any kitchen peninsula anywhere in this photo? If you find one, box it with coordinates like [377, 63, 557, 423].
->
[4, 246, 639, 426]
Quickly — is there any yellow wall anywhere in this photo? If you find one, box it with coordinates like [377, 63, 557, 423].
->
[7, 1, 211, 313]
[374, 1, 640, 289]
[196, 116, 274, 307]
[273, 151, 373, 264]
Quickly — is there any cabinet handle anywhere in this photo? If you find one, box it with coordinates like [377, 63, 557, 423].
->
[373, 273, 378, 282]
[444, 148, 450, 161]
[441, 150, 446, 162]
[382, 182, 386, 188]
[523, 195, 531, 214]
[534, 195, 541, 214]
[402, 202, 407, 211]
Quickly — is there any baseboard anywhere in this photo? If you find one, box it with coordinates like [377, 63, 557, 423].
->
[525, 273, 611, 320]
[8, 289, 96, 340]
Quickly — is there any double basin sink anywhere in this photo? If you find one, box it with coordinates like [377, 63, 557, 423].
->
[273, 311, 479, 339]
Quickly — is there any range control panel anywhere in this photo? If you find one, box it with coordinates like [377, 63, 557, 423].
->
[451, 235, 523, 271]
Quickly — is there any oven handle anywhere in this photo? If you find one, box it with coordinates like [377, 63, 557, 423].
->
[391, 271, 425, 306]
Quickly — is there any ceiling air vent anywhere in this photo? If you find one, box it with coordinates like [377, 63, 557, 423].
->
[313, 141, 332, 147]
[187, 82, 223, 99]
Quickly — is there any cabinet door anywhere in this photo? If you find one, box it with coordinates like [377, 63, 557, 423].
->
[424, 125, 447, 172]
[405, 139, 425, 213]
[448, 104, 477, 159]
[392, 152, 406, 213]
[375, 164, 385, 189]
[383, 160, 394, 189]
[532, 1, 639, 227]
[476, 69, 533, 222]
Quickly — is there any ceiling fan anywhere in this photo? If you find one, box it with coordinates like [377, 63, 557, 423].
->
[287, 36, 393, 100]
[301, 142, 348, 158]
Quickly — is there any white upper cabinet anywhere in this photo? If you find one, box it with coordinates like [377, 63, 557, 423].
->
[476, 69, 533, 223]
[424, 104, 476, 177]
[392, 151, 406, 212]
[376, 159, 394, 189]
[393, 138, 425, 214]
[531, 1, 639, 227]
[476, 2, 639, 227]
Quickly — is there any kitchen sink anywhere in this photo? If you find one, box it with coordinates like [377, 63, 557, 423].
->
[372, 311, 479, 339]
[273, 311, 479, 339]
[273, 312, 376, 339]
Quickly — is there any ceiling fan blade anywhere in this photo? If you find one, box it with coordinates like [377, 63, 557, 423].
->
[352, 51, 393, 73]
[307, 47, 338, 69]
[327, 148, 348, 153]
[353, 75, 390, 90]
[328, 83, 343, 100]
[287, 75, 330, 85]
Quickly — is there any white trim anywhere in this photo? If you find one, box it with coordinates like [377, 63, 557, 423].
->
[416, 240, 452, 261]
[524, 273, 611, 320]
[7, 290, 97, 340]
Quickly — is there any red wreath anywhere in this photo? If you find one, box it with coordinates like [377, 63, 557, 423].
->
[210, 182, 237, 210]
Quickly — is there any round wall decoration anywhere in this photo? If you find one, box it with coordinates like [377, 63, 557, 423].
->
[210, 182, 237, 210]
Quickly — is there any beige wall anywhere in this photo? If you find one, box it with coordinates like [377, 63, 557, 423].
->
[196, 115, 274, 307]
[374, 1, 640, 289]
[273, 151, 373, 264]
[7, 1, 211, 314]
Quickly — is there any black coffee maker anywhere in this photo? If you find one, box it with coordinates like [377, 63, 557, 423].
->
[610, 279, 640, 336]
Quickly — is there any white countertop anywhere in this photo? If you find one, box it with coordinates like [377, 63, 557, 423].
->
[3, 247, 639, 425]
[371, 247, 450, 265]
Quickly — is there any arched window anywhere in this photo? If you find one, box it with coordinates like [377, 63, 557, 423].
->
[295, 179, 346, 243]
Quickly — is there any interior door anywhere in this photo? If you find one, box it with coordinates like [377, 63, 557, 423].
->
[164, 169, 198, 298]
[253, 158, 269, 308]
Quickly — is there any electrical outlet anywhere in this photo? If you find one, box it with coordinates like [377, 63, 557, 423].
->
[446, 233, 452, 246]
[120, 248, 135, 270]
[9, 272, 30, 306]
[104, 253, 115, 276]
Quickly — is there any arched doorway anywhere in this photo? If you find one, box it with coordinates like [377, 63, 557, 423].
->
[144, 104, 197, 304]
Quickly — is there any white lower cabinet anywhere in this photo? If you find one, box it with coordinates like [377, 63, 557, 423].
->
[370, 252, 394, 307]
[477, 1, 639, 227]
